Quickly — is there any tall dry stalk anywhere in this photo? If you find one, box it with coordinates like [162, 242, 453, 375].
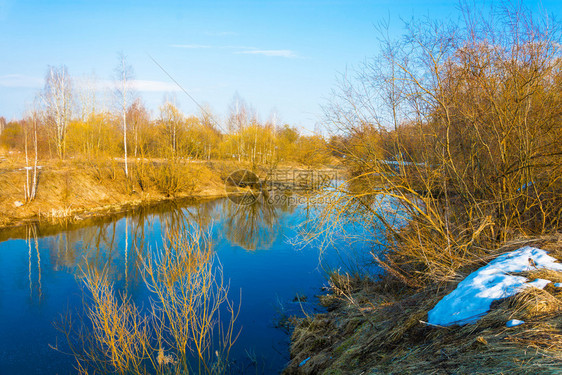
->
[139, 228, 239, 374]
[60, 225, 239, 375]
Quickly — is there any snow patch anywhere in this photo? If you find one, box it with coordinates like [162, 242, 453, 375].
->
[428, 246, 562, 326]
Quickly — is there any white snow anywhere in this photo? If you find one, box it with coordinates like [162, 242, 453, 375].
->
[19, 166, 42, 171]
[506, 319, 525, 327]
[554, 283, 562, 288]
[428, 246, 562, 326]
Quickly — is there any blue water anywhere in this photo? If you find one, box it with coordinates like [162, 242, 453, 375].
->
[0, 197, 373, 374]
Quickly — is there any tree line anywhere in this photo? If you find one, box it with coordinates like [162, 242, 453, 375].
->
[0, 61, 332, 170]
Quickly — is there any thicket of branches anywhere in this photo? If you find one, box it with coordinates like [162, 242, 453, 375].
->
[321, 3, 562, 285]
[60, 227, 239, 375]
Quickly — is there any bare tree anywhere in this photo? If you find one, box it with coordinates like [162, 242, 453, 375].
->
[319, 3, 562, 285]
[114, 53, 135, 178]
[159, 99, 183, 156]
[42, 65, 73, 159]
[23, 102, 40, 202]
[227, 94, 251, 161]
[198, 104, 220, 160]
[127, 98, 150, 158]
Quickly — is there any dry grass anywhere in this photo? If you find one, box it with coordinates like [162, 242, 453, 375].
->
[0, 156, 332, 229]
[284, 236, 562, 375]
[0, 158, 226, 228]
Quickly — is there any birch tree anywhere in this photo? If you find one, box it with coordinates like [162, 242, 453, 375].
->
[227, 94, 251, 161]
[23, 100, 40, 202]
[114, 53, 135, 178]
[42, 65, 72, 159]
[127, 98, 150, 158]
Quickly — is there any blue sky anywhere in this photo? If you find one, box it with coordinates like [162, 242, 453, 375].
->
[1, 0, 561, 131]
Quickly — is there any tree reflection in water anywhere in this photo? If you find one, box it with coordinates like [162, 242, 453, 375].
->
[3, 196, 333, 374]
[223, 195, 280, 251]
[27, 224, 42, 301]
[38, 199, 224, 290]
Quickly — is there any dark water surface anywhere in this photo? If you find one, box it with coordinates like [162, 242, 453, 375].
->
[0, 197, 372, 374]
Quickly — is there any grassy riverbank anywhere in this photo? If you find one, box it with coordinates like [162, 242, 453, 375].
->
[0, 155, 343, 230]
[0, 157, 234, 229]
[283, 235, 562, 375]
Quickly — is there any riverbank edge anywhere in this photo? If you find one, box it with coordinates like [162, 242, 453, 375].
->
[283, 235, 562, 374]
[0, 162, 345, 238]
[0, 190, 228, 240]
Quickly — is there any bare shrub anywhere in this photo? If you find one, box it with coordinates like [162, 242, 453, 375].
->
[60, 226, 239, 374]
[319, 3, 562, 285]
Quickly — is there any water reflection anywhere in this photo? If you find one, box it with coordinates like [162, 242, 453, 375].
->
[18, 194, 334, 305]
[27, 224, 42, 301]
[11, 195, 296, 295]
[0, 196, 358, 374]
[223, 197, 279, 251]
[34, 200, 225, 288]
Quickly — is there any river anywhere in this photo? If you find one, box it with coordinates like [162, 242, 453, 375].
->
[0, 193, 375, 374]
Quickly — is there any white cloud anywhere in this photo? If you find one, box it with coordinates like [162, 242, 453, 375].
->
[223, 45, 264, 51]
[130, 80, 181, 92]
[169, 43, 300, 58]
[0, 74, 43, 88]
[236, 49, 299, 58]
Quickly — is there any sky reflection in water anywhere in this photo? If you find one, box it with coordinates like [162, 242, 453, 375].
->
[0, 196, 373, 374]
